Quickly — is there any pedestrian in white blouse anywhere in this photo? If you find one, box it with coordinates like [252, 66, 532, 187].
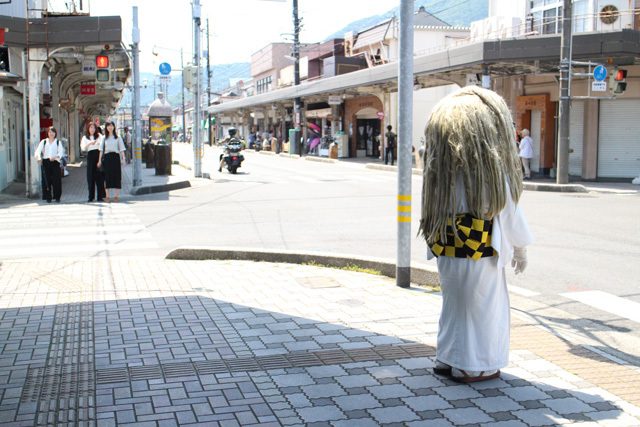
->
[97, 121, 126, 202]
[80, 122, 106, 202]
[34, 126, 65, 203]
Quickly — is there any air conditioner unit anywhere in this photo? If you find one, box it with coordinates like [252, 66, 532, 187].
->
[497, 17, 522, 38]
[470, 19, 484, 41]
[596, 0, 633, 31]
[484, 16, 500, 39]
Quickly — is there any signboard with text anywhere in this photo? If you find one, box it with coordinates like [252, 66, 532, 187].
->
[592, 81, 607, 92]
[82, 60, 96, 76]
[80, 84, 96, 96]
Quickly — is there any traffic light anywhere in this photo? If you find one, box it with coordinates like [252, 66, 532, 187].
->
[96, 55, 109, 82]
[182, 64, 197, 89]
[609, 68, 627, 95]
[0, 47, 9, 72]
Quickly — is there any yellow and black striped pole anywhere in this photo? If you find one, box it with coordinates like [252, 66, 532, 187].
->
[396, 0, 414, 288]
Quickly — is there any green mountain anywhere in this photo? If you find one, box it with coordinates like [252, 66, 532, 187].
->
[323, 0, 489, 40]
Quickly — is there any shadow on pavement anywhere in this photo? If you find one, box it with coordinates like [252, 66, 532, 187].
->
[0, 275, 629, 425]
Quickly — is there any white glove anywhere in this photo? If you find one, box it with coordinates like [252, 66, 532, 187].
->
[511, 247, 528, 274]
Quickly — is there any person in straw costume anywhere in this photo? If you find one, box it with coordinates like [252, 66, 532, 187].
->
[420, 86, 534, 383]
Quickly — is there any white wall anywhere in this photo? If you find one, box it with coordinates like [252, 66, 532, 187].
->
[390, 84, 459, 148]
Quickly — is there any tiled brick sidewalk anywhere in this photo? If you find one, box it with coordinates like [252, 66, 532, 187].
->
[0, 258, 639, 426]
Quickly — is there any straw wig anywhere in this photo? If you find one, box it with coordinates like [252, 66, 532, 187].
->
[420, 86, 523, 244]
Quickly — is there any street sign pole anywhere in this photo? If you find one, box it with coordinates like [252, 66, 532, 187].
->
[396, 0, 413, 288]
[132, 6, 142, 187]
[557, 0, 572, 184]
[193, 0, 202, 177]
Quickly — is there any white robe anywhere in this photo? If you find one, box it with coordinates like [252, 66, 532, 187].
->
[427, 175, 534, 371]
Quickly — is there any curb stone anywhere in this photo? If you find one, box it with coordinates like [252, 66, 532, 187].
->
[165, 247, 440, 288]
[366, 163, 423, 175]
[130, 180, 191, 195]
[523, 182, 588, 193]
[279, 153, 301, 159]
[305, 156, 339, 164]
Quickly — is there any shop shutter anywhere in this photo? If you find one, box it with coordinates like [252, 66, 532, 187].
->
[597, 99, 640, 178]
[569, 100, 584, 176]
[530, 110, 542, 173]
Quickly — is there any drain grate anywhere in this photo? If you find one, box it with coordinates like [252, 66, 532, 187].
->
[95, 343, 436, 385]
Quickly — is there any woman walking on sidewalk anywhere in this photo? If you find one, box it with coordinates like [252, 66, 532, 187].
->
[81, 122, 105, 202]
[97, 121, 126, 202]
[420, 86, 534, 383]
[34, 126, 64, 203]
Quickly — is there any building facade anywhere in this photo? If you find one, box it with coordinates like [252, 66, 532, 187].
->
[0, 0, 130, 196]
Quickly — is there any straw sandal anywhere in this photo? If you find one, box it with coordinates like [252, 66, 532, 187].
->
[451, 369, 500, 384]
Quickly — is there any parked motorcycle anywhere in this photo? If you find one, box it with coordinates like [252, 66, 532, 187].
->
[218, 128, 244, 174]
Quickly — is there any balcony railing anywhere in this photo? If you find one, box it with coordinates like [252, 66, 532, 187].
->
[406, 8, 639, 62]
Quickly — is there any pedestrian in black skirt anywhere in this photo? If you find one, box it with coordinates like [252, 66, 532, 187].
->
[97, 121, 126, 202]
[34, 126, 64, 203]
[80, 122, 106, 202]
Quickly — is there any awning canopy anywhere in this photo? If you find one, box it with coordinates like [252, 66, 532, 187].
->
[0, 71, 23, 85]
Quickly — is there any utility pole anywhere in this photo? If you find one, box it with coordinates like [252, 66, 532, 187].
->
[207, 18, 212, 146]
[193, 0, 202, 177]
[291, 0, 301, 155]
[557, 0, 572, 184]
[132, 6, 142, 186]
[396, 0, 413, 288]
[181, 48, 186, 144]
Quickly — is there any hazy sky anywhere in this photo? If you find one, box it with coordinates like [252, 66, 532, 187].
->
[89, 0, 397, 74]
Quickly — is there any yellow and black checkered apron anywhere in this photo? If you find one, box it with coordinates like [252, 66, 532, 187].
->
[427, 214, 497, 260]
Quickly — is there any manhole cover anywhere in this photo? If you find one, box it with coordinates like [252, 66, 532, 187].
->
[297, 277, 341, 289]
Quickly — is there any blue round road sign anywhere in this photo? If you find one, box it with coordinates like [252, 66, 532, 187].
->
[159, 62, 172, 75]
[593, 65, 607, 82]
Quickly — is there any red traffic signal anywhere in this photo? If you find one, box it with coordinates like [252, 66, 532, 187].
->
[613, 69, 627, 81]
[96, 56, 109, 68]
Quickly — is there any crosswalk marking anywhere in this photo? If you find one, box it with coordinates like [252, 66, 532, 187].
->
[560, 290, 640, 324]
[0, 203, 157, 259]
[1, 241, 157, 258]
[0, 225, 145, 237]
[508, 285, 541, 297]
[0, 232, 152, 246]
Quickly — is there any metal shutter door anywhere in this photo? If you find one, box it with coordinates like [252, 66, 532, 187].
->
[569, 100, 584, 176]
[597, 99, 640, 178]
[530, 110, 541, 173]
